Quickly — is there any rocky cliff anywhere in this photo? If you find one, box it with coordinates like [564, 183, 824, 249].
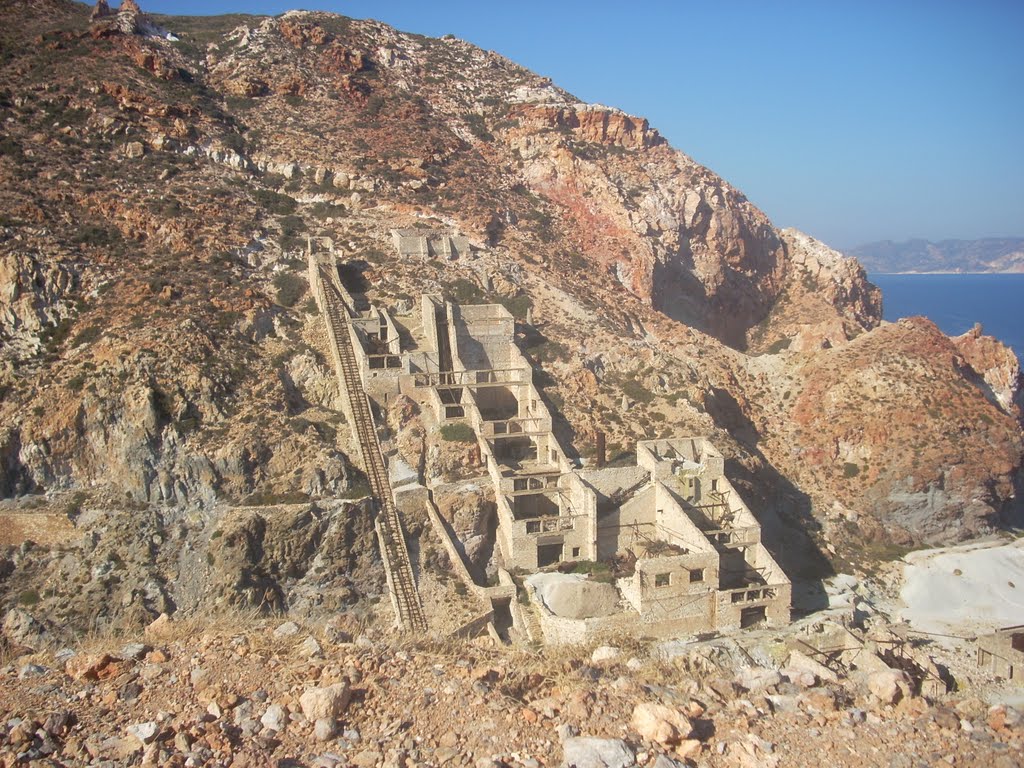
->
[0, 0, 1021, 631]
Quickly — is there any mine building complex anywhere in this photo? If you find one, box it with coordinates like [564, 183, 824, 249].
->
[309, 232, 791, 642]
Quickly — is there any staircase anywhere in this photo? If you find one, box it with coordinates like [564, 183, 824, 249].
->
[317, 266, 428, 633]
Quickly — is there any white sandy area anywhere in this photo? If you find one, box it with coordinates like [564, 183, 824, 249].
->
[898, 537, 1024, 636]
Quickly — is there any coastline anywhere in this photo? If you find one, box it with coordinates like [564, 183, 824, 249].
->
[870, 270, 1024, 275]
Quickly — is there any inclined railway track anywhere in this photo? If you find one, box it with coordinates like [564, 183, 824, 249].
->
[318, 266, 427, 633]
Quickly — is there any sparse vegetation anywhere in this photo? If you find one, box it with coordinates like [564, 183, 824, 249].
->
[273, 272, 307, 308]
[241, 490, 311, 506]
[72, 325, 102, 347]
[252, 188, 297, 215]
[620, 378, 655, 405]
[440, 423, 475, 443]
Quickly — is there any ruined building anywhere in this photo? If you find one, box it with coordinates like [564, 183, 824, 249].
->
[310, 250, 791, 642]
[977, 626, 1024, 681]
[391, 228, 471, 260]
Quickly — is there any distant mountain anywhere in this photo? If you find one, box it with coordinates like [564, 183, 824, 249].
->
[848, 238, 1024, 273]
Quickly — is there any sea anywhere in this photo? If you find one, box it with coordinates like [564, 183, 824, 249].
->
[869, 273, 1024, 364]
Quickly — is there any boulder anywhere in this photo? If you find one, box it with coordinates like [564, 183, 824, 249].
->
[867, 669, 913, 705]
[260, 703, 287, 732]
[591, 646, 621, 664]
[314, 717, 337, 741]
[736, 666, 783, 692]
[65, 653, 119, 682]
[274, 620, 300, 638]
[630, 702, 693, 746]
[527, 573, 620, 619]
[783, 649, 837, 684]
[144, 613, 173, 640]
[299, 683, 351, 721]
[561, 737, 634, 768]
[2, 609, 47, 651]
[126, 721, 158, 744]
[988, 704, 1021, 731]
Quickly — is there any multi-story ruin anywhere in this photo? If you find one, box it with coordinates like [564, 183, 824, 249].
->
[310, 250, 791, 642]
[391, 228, 471, 260]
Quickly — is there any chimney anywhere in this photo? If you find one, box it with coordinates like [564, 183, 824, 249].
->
[596, 430, 606, 468]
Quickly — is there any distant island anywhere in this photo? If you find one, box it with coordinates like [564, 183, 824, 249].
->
[848, 237, 1024, 273]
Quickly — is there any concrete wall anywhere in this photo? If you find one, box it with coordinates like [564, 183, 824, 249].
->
[578, 466, 650, 498]
[977, 632, 1023, 680]
[392, 229, 470, 260]
[715, 579, 791, 631]
[625, 553, 718, 617]
[420, 294, 442, 355]
[654, 483, 719, 553]
[596, 486, 657, 560]
[453, 304, 515, 370]
[532, 591, 723, 645]
[496, 473, 598, 571]
[638, 438, 725, 483]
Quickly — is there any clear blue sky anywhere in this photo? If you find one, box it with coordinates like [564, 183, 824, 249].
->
[128, 1, 1023, 249]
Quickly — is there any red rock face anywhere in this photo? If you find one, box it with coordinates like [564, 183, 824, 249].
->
[507, 106, 793, 346]
[511, 104, 664, 150]
[279, 20, 331, 49]
[319, 42, 369, 75]
[784, 318, 1022, 543]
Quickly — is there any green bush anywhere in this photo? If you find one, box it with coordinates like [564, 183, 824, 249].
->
[463, 113, 493, 142]
[273, 272, 307, 307]
[65, 491, 88, 518]
[444, 278, 484, 304]
[0, 136, 23, 159]
[279, 214, 306, 237]
[252, 188, 297, 215]
[221, 132, 245, 153]
[365, 94, 385, 117]
[241, 490, 311, 506]
[843, 462, 860, 478]
[72, 325, 102, 347]
[566, 560, 615, 583]
[500, 294, 533, 320]
[440, 423, 475, 443]
[310, 201, 346, 219]
[72, 223, 122, 247]
[621, 378, 655, 404]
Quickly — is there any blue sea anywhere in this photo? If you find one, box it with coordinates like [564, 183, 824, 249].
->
[869, 273, 1024, 363]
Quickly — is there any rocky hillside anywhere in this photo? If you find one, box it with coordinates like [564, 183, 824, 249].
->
[2, 602, 1023, 768]
[849, 238, 1024, 274]
[0, 0, 1021, 633]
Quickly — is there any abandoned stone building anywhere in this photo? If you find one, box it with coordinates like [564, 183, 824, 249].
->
[310, 251, 791, 641]
[977, 626, 1024, 681]
[391, 228, 471, 260]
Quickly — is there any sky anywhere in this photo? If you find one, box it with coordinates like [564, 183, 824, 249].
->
[128, 1, 1023, 250]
